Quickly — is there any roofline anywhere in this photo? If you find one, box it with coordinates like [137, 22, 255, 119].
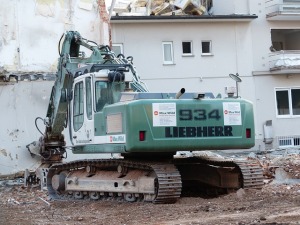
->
[110, 14, 258, 23]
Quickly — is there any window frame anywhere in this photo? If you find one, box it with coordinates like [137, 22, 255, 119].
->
[201, 40, 213, 56]
[112, 43, 124, 56]
[162, 41, 174, 65]
[73, 81, 84, 131]
[275, 87, 300, 118]
[95, 81, 109, 112]
[182, 41, 193, 56]
[85, 77, 92, 120]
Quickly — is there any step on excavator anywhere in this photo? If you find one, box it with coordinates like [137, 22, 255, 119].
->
[26, 31, 263, 204]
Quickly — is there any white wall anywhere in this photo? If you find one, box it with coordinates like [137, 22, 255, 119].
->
[0, 0, 111, 176]
[112, 22, 254, 86]
[213, 0, 250, 15]
[253, 75, 300, 148]
[0, 81, 53, 175]
[0, 81, 113, 176]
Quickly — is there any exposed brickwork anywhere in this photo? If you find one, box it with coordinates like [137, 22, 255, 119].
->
[98, 0, 112, 47]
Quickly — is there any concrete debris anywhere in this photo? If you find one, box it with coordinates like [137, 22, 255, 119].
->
[7, 198, 20, 205]
[247, 152, 257, 159]
[175, 150, 224, 158]
[0, 178, 24, 187]
[109, 0, 212, 16]
[255, 148, 300, 187]
[271, 167, 300, 185]
[236, 188, 246, 199]
[38, 197, 50, 206]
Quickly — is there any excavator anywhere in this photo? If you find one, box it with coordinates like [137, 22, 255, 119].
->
[26, 31, 263, 204]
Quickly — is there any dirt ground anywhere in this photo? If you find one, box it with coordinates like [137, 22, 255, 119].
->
[1, 151, 300, 225]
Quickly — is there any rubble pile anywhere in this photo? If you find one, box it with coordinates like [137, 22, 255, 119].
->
[1, 149, 300, 204]
[0, 182, 50, 209]
[1, 149, 300, 225]
[110, 0, 212, 16]
[259, 150, 300, 181]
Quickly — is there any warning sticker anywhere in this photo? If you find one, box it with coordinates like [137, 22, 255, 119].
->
[153, 103, 177, 127]
[223, 102, 242, 125]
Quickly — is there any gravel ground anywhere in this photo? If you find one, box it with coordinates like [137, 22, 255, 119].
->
[1, 150, 300, 225]
[1, 183, 300, 225]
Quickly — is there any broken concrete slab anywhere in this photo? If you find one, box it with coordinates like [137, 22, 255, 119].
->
[271, 168, 300, 185]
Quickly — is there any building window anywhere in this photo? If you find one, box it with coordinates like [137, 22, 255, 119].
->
[276, 88, 300, 117]
[201, 41, 212, 55]
[182, 41, 193, 56]
[112, 44, 123, 56]
[162, 42, 174, 64]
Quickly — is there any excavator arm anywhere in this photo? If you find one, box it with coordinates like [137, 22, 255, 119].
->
[27, 31, 148, 164]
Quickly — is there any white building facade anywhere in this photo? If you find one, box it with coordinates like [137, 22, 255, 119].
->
[110, 0, 300, 150]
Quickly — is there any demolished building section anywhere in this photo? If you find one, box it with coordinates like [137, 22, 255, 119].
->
[110, 0, 212, 16]
[0, 0, 109, 177]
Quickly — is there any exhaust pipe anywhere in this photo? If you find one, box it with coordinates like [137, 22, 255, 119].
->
[175, 88, 185, 99]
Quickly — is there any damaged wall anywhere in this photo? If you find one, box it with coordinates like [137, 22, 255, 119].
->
[0, 0, 110, 176]
[0, 0, 108, 76]
[0, 81, 53, 176]
[109, 0, 213, 16]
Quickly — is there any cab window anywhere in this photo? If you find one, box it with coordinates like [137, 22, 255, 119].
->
[86, 77, 92, 120]
[73, 81, 84, 131]
[95, 81, 108, 112]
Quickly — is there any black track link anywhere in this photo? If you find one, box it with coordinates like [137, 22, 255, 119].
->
[152, 164, 182, 204]
[234, 160, 264, 189]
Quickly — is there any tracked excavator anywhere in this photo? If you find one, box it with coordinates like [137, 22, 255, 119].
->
[26, 31, 263, 204]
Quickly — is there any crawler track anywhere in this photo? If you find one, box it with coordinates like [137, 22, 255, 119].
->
[234, 160, 264, 189]
[47, 159, 182, 204]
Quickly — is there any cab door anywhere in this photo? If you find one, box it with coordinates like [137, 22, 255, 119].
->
[71, 76, 94, 145]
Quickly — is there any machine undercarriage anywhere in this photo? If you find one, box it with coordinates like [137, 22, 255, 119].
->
[44, 154, 263, 204]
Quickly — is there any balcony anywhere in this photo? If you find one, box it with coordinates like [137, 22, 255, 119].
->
[266, 0, 300, 20]
[269, 50, 300, 72]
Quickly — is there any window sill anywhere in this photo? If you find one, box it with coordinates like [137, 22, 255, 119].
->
[201, 53, 214, 56]
[163, 63, 176, 66]
[276, 115, 300, 119]
[182, 54, 194, 57]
